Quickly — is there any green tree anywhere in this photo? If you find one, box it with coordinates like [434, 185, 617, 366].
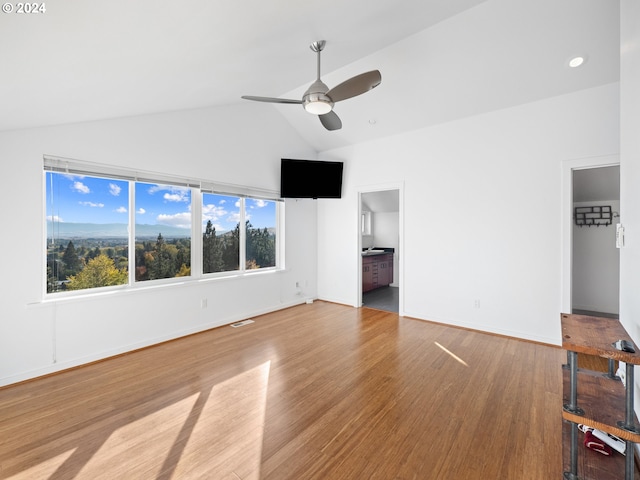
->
[134, 243, 149, 281]
[86, 246, 101, 261]
[203, 220, 224, 273]
[46, 248, 63, 292]
[148, 233, 178, 279]
[246, 223, 275, 269]
[62, 241, 83, 276]
[66, 254, 128, 290]
[222, 223, 240, 271]
[176, 263, 191, 277]
[175, 240, 190, 273]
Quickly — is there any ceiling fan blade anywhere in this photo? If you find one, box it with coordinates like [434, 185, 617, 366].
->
[241, 95, 302, 105]
[319, 110, 342, 131]
[326, 70, 381, 103]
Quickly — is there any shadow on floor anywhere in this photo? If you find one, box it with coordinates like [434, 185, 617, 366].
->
[572, 309, 619, 319]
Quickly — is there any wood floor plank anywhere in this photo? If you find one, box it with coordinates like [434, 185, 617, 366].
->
[0, 301, 565, 479]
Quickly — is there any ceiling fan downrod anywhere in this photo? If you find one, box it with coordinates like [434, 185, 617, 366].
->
[310, 40, 326, 81]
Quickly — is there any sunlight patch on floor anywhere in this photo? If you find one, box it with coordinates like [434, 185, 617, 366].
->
[170, 361, 271, 479]
[434, 342, 469, 367]
[78, 393, 200, 479]
[7, 449, 77, 479]
[68, 362, 271, 479]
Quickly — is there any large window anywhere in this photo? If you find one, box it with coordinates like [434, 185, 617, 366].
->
[46, 172, 130, 293]
[135, 182, 192, 281]
[45, 159, 282, 295]
[245, 198, 277, 270]
[202, 194, 278, 274]
[202, 193, 240, 273]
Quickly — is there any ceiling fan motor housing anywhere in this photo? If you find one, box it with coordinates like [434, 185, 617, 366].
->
[303, 79, 334, 113]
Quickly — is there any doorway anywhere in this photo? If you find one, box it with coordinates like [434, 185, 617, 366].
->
[571, 165, 620, 317]
[358, 187, 402, 314]
[561, 155, 621, 317]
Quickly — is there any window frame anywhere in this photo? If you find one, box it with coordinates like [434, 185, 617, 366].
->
[243, 196, 280, 272]
[200, 194, 281, 277]
[43, 156, 284, 299]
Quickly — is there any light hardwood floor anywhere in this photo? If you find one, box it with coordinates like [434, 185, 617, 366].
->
[0, 301, 564, 479]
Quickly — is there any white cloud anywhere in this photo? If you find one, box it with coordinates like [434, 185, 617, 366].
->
[109, 183, 122, 196]
[157, 212, 191, 229]
[47, 215, 63, 222]
[79, 201, 104, 208]
[253, 199, 267, 208]
[202, 203, 228, 222]
[164, 192, 187, 202]
[147, 184, 190, 202]
[228, 212, 242, 223]
[116, 206, 127, 213]
[73, 181, 90, 194]
[137, 208, 146, 214]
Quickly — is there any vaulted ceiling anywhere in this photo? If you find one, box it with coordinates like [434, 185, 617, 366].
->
[1, 0, 619, 152]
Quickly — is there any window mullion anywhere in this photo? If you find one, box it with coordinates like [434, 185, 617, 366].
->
[191, 188, 202, 278]
[277, 201, 284, 270]
[128, 181, 136, 286]
[239, 197, 246, 272]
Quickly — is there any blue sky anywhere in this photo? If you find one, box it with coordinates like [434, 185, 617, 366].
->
[46, 173, 276, 232]
[203, 193, 275, 232]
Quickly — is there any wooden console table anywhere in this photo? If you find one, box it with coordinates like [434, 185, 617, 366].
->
[561, 313, 640, 479]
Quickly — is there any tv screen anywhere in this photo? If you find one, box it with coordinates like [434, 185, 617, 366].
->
[280, 158, 344, 199]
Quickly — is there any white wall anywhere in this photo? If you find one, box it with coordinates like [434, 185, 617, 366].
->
[0, 103, 318, 386]
[620, 0, 640, 338]
[317, 83, 619, 344]
[571, 201, 620, 314]
[620, 0, 640, 408]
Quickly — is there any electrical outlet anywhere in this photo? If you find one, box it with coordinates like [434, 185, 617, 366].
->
[474, 299, 480, 309]
[201, 298, 208, 309]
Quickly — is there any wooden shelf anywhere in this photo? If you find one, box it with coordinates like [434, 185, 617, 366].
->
[561, 313, 640, 364]
[561, 313, 639, 479]
[562, 421, 633, 480]
[562, 367, 640, 442]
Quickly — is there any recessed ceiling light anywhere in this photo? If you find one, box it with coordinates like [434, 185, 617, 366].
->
[569, 56, 586, 68]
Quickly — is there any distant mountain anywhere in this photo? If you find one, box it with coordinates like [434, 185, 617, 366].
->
[46, 222, 191, 238]
[135, 224, 191, 238]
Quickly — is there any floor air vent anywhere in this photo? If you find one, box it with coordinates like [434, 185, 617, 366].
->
[230, 320, 254, 328]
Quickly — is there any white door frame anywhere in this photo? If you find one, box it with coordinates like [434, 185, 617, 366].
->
[357, 182, 405, 316]
[561, 154, 620, 313]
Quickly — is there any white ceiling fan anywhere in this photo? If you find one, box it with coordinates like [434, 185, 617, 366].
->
[242, 40, 382, 131]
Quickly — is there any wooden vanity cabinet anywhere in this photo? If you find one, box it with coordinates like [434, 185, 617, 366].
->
[362, 253, 393, 293]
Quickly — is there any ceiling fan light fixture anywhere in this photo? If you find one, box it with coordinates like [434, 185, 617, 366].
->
[303, 80, 333, 115]
[304, 99, 332, 115]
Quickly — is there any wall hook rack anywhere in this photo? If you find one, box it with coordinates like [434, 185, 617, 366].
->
[574, 205, 612, 227]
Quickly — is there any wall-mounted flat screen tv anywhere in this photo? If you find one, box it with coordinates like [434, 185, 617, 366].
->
[280, 158, 344, 199]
